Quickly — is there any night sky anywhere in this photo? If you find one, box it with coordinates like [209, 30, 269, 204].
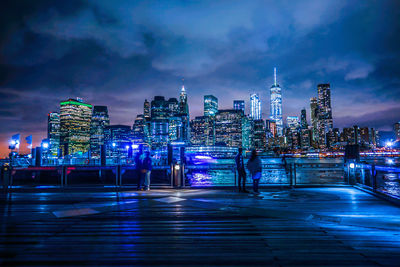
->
[1, 0, 400, 156]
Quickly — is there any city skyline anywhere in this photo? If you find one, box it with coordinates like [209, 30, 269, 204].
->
[1, 1, 400, 156]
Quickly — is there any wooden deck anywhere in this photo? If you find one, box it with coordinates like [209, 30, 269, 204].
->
[1, 187, 400, 266]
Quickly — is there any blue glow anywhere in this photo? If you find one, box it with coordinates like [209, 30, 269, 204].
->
[112, 142, 116, 147]
[350, 163, 355, 169]
[131, 144, 139, 149]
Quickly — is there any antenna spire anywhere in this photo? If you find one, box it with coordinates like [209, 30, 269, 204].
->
[274, 67, 277, 86]
[181, 77, 185, 92]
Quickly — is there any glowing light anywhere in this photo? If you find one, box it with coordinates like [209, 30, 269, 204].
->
[387, 159, 394, 165]
[386, 141, 393, 147]
[131, 144, 139, 149]
[174, 164, 180, 170]
[112, 142, 116, 147]
[10, 140, 16, 145]
[42, 142, 49, 149]
[349, 163, 355, 169]
[125, 145, 129, 150]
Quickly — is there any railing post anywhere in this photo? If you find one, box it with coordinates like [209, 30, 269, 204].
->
[293, 163, 297, 186]
[372, 165, 377, 191]
[234, 166, 237, 187]
[289, 164, 293, 188]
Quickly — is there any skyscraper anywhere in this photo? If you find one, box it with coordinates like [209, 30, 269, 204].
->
[310, 97, 318, 144]
[144, 99, 150, 120]
[60, 98, 92, 155]
[215, 109, 243, 147]
[190, 116, 215, 146]
[253, 120, 266, 150]
[132, 114, 148, 145]
[47, 112, 60, 156]
[317, 83, 333, 147]
[104, 125, 133, 158]
[233, 100, 245, 114]
[204, 95, 218, 117]
[179, 80, 190, 143]
[394, 122, 400, 141]
[90, 106, 110, 158]
[250, 93, 261, 120]
[270, 68, 283, 136]
[300, 108, 308, 129]
[286, 116, 300, 131]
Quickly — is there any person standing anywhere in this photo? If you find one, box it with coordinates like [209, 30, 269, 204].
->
[235, 147, 248, 192]
[135, 148, 144, 190]
[247, 149, 262, 194]
[142, 151, 152, 191]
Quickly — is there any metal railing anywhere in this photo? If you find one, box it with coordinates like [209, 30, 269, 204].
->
[349, 163, 400, 199]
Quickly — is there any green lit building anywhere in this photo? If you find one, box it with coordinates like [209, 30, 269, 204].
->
[60, 98, 93, 156]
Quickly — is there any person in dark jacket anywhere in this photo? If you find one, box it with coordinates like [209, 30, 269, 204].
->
[135, 149, 144, 190]
[142, 151, 152, 191]
[247, 149, 262, 194]
[235, 147, 248, 192]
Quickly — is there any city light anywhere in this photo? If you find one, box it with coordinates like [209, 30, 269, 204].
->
[386, 141, 393, 148]
[349, 163, 355, 169]
[132, 144, 139, 149]
[387, 158, 394, 165]
[125, 145, 129, 150]
[42, 142, 49, 149]
[112, 142, 116, 147]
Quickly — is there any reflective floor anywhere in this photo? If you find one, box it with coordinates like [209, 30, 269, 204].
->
[1, 187, 400, 266]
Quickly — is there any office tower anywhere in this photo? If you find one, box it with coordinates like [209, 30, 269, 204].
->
[144, 99, 150, 120]
[190, 116, 215, 146]
[317, 83, 333, 147]
[167, 98, 180, 116]
[266, 119, 277, 138]
[233, 100, 245, 114]
[204, 95, 218, 117]
[250, 93, 261, 120]
[47, 112, 60, 156]
[151, 119, 169, 148]
[253, 119, 266, 150]
[104, 125, 133, 158]
[291, 131, 301, 149]
[215, 109, 243, 147]
[90, 106, 110, 158]
[394, 122, 400, 141]
[286, 116, 300, 131]
[300, 108, 308, 129]
[270, 67, 283, 136]
[168, 116, 183, 142]
[310, 97, 318, 144]
[179, 81, 190, 143]
[341, 127, 356, 145]
[359, 127, 370, 146]
[60, 98, 92, 155]
[242, 116, 253, 150]
[133, 114, 149, 145]
[300, 129, 311, 150]
[151, 96, 169, 119]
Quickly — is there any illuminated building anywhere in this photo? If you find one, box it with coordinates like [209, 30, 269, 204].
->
[253, 119, 266, 150]
[300, 128, 311, 150]
[233, 100, 245, 114]
[144, 99, 151, 120]
[104, 125, 133, 158]
[287, 116, 300, 131]
[179, 81, 190, 143]
[317, 83, 333, 147]
[60, 98, 92, 155]
[394, 122, 400, 141]
[151, 96, 169, 119]
[310, 97, 318, 145]
[90, 106, 110, 158]
[190, 116, 215, 146]
[242, 116, 253, 150]
[151, 119, 169, 148]
[270, 67, 283, 136]
[300, 108, 308, 129]
[250, 93, 261, 120]
[215, 109, 243, 147]
[204, 95, 218, 117]
[266, 119, 277, 138]
[168, 116, 183, 142]
[133, 114, 149, 145]
[47, 112, 60, 156]
[341, 127, 356, 145]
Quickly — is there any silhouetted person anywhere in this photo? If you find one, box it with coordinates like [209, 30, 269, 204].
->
[135, 149, 144, 190]
[235, 147, 248, 192]
[247, 149, 262, 194]
[143, 151, 152, 191]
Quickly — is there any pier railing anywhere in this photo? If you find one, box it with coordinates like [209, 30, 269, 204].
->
[349, 163, 400, 200]
[2, 162, 346, 189]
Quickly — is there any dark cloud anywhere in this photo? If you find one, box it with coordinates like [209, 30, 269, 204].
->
[0, 0, 400, 156]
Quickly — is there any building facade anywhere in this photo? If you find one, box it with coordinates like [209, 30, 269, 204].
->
[250, 93, 261, 120]
[60, 98, 92, 156]
[90, 106, 110, 158]
[270, 68, 283, 136]
[204, 95, 218, 117]
[47, 112, 60, 157]
[233, 100, 245, 114]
